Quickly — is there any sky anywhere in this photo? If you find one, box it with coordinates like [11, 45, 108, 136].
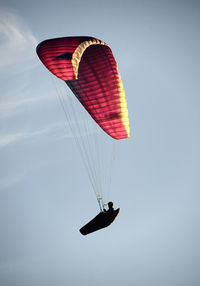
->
[0, 0, 200, 285]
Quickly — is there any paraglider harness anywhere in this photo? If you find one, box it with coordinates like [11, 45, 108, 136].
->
[79, 201, 120, 235]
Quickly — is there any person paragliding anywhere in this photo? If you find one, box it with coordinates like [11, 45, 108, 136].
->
[107, 201, 114, 212]
[79, 202, 120, 235]
[36, 36, 130, 235]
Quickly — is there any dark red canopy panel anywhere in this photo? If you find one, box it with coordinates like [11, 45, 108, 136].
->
[37, 36, 130, 139]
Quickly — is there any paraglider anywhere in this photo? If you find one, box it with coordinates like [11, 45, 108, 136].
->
[36, 36, 130, 234]
[80, 202, 120, 235]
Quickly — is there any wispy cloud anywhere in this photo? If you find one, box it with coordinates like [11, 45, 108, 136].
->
[0, 9, 42, 120]
[0, 126, 52, 150]
[0, 122, 72, 150]
[0, 171, 26, 192]
[0, 9, 38, 76]
[0, 87, 55, 119]
[0, 117, 101, 150]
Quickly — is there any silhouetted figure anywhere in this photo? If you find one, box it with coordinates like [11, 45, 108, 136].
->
[79, 202, 120, 235]
[108, 201, 114, 211]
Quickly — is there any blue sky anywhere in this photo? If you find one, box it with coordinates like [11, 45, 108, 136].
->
[0, 1, 200, 285]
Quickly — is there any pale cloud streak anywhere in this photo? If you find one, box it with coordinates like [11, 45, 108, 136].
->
[0, 124, 64, 150]
[0, 9, 42, 121]
[0, 87, 55, 120]
[0, 9, 38, 76]
[0, 172, 27, 192]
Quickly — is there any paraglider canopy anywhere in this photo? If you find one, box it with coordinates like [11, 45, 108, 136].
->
[36, 36, 130, 140]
